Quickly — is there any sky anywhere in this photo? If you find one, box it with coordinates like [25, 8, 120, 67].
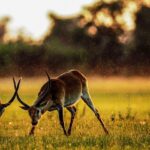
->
[0, 0, 93, 40]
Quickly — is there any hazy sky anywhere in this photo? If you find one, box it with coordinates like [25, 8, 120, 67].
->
[0, 0, 93, 40]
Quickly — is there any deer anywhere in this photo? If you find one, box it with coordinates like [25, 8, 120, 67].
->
[13, 70, 109, 135]
[0, 78, 21, 117]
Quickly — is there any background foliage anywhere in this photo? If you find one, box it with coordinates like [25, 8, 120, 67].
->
[0, 0, 150, 76]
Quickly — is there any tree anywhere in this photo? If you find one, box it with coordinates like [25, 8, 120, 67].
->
[0, 17, 10, 42]
[128, 6, 150, 75]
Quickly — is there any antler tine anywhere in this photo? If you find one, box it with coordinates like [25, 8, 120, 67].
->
[13, 77, 30, 109]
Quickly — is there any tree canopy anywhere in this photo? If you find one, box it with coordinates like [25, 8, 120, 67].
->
[0, 0, 150, 76]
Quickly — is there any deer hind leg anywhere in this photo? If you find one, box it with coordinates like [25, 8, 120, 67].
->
[66, 106, 76, 135]
[81, 89, 109, 134]
[57, 105, 67, 136]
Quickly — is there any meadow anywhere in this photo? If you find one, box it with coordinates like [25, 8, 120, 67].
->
[0, 77, 150, 150]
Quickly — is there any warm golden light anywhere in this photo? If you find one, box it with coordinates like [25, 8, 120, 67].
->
[0, 0, 93, 40]
[143, 0, 150, 6]
[87, 25, 97, 36]
[96, 10, 113, 27]
[0, 0, 149, 40]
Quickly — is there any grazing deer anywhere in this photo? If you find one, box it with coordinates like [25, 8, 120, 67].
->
[14, 70, 109, 135]
[0, 78, 21, 117]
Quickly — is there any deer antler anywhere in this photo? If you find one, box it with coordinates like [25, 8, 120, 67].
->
[13, 77, 30, 110]
[3, 78, 21, 107]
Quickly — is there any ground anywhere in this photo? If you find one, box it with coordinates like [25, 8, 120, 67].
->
[0, 77, 150, 149]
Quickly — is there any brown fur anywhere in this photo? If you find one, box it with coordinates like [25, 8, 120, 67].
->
[36, 70, 86, 107]
[16, 70, 109, 135]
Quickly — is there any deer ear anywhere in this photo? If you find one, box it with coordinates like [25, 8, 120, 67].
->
[19, 106, 29, 110]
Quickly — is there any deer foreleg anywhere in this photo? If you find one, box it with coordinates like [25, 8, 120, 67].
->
[29, 126, 36, 135]
[66, 106, 76, 135]
[57, 105, 67, 136]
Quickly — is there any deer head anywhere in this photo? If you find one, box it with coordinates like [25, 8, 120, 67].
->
[0, 78, 21, 117]
[13, 72, 51, 126]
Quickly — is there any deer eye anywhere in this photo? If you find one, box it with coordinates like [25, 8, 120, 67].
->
[36, 110, 39, 114]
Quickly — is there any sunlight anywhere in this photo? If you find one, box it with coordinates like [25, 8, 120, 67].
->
[122, 11, 135, 30]
[96, 10, 113, 27]
[0, 0, 93, 40]
[0, 0, 149, 40]
[87, 25, 97, 36]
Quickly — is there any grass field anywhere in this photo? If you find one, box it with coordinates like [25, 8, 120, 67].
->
[0, 77, 150, 150]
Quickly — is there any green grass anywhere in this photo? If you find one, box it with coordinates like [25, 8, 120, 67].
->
[0, 77, 150, 150]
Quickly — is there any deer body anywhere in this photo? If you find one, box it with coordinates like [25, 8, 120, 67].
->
[36, 70, 84, 109]
[15, 70, 109, 135]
